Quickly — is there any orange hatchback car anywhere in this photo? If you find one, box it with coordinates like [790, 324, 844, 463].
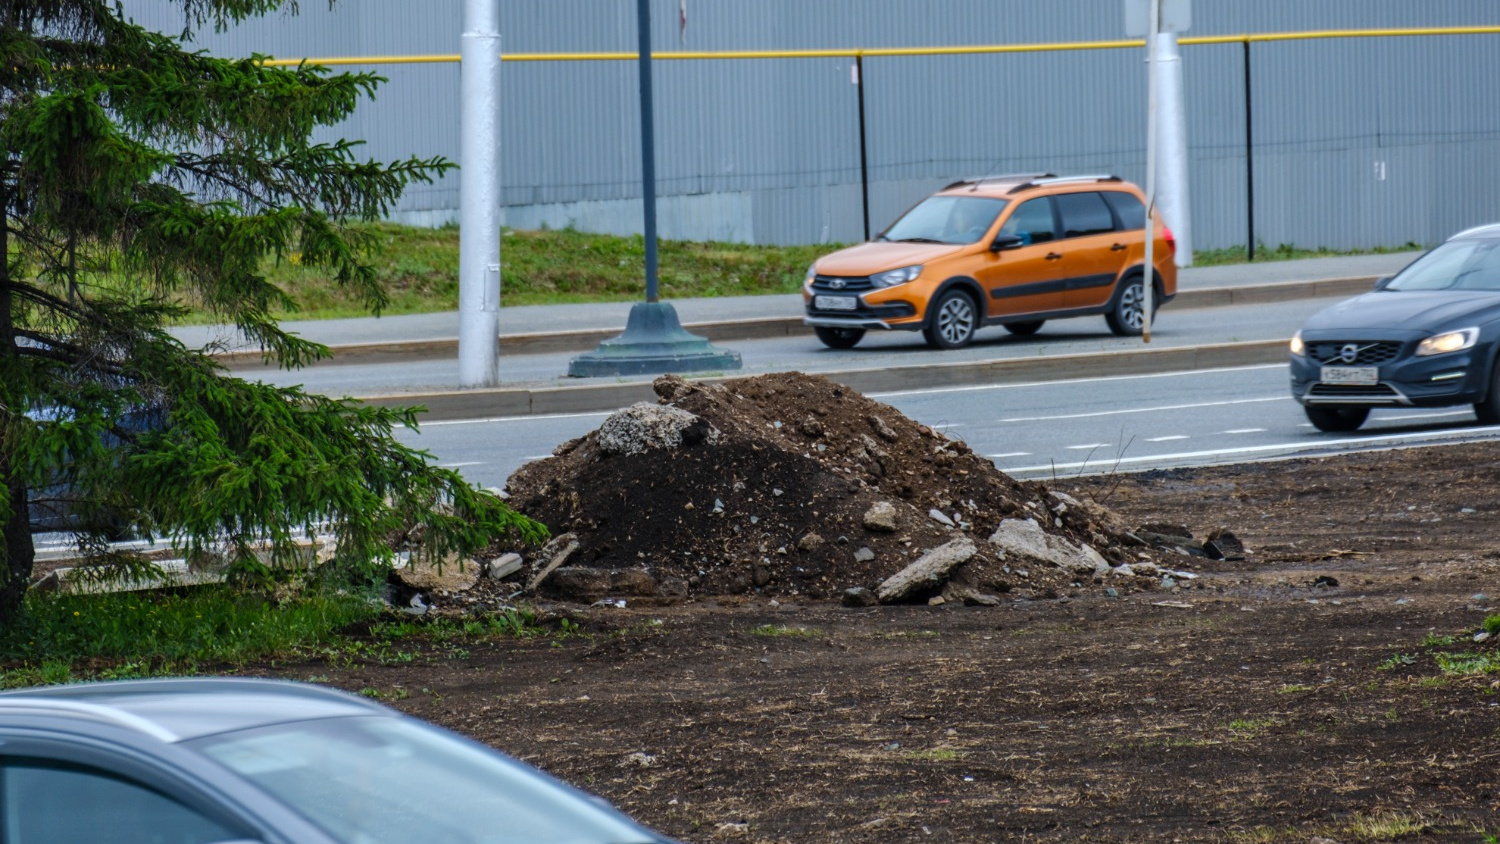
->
[802, 174, 1177, 349]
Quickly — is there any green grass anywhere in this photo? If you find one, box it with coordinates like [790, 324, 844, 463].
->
[213, 223, 835, 323]
[749, 623, 824, 638]
[173, 222, 1423, 323]
[0, 585, 381, 686]
[1192, 241, 1423, 267]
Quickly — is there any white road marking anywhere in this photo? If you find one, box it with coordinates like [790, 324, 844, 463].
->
[1066, 443, 1115, 450]
[999, 424, 1500, 475]
[871, 363, 1286, 399]
[987, 451, 1032, 459]
[997, 396, 1286, 423]
[420, 410, 612, 427]
[1223, 428, 1267, 434]
[1146, 435, 1189, 442]
[439, 461, 485, 468]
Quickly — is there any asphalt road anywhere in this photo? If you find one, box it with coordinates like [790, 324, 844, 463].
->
[397, 362, 1500, 492]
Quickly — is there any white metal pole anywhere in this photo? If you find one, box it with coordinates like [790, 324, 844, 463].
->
[1156, 31, 1193, 267]
[458, 0, 502, 388]
[1142, 0, 1159, 344]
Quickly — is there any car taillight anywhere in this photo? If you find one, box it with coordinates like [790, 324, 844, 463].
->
[1162, 225, 1176, 255]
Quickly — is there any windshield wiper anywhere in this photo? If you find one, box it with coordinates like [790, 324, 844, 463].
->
[896, 237, 946, 244]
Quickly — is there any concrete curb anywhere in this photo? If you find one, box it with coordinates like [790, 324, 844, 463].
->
[357, 338, 1292, 421]
[217, 275, 1374, 371]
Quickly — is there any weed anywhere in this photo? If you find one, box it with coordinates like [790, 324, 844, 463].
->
[1227, 718, 1278, 740]
[750, 624, 824, 638]
[1485, 614, 1500, 635]
[1345, 810, 1428, 840]
[1377, 653, 1416, 670]
[1433, 651, 1500, 676]
[1421, 632, 1458, 647]
[903, 748, 963, 762]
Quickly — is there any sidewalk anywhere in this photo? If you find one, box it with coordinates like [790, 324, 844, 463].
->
[170, 251, 1420, 419]
[171, 251, 1418, 351]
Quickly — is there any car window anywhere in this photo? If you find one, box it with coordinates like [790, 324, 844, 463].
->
[1054, 191, 1117, 238]
[1387, 239, 1500, 291]
[883, 196, 1007, 245]
[997, 198, 1056, 244]
[1, 759, 243, 844]
[193, 715, 654, 844]
[1101, 190, 1146, 230]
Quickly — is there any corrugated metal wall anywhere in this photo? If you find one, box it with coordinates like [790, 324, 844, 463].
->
[118, 1, 1500, 251]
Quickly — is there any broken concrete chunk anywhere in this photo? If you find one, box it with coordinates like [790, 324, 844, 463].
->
[485, 552, 523, 580]
[526, 532, 580, 592]
[863, 501, 899, 532]
[596, 403, 720, 456]
[988, 518, 1109, 577]
[876, 538, 977, 603]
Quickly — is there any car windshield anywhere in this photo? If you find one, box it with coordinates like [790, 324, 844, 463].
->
[1386, 239, 1500, 291]
[190, 715, 656, 844]
[881, 196, 1007, 245]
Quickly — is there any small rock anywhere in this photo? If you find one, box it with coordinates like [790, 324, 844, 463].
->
[868, 414, 899, 441]
[928, 508, 955, 527]
[927, 595, 947, 606]
[797, 533, 825, 551]
[1312, 575, 1340, 588]
[842, 586, 878, 607]
[854, 547, 876, 562]
[1472, 593, 1490, 602]
[485, 552, 523, 580]
[863, 501, 899, 532]
[1474, 631, 1492, 643]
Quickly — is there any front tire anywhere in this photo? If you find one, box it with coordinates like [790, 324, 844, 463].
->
[1305, 405, 1370, 432]
[1106, 274, 1155, 336]
[1473, 357, 1500, 424]
[814, 326, 865, 350]
[923, 289, 979, 349]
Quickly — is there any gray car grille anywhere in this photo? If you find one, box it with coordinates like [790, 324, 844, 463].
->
[1306, 341, 1402, 366]
[811, 275, 875, 293]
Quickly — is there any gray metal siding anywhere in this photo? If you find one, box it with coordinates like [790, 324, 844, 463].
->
[118, 1, 1500, 250]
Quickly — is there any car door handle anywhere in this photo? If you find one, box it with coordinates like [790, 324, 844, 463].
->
[1110, 243, 1127, 251]
[1045, 252, 1063, 260]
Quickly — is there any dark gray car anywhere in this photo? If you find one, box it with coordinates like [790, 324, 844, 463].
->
[0, 677, 677, 844]
[1290, 223, 1500, 432]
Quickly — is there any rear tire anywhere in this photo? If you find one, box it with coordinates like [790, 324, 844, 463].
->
[923, 289, 979, 349]
[814, 326, 865, 350]
[1106, 274, 1154, 336]
[1305, 405, 1370, 432]
[1003, 320, 1045, 336]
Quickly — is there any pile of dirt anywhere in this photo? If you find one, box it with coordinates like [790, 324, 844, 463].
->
[504, 373, 1176, 604]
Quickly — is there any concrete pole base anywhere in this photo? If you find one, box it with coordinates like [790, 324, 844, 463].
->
[566, 302, 743, 378]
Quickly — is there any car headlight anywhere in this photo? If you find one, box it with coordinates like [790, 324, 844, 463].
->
[1289, 331, 1304, 357]
[1416, 327, 1479, 356]
[803, 264, 817, 291]
[869, 264, 923, 288]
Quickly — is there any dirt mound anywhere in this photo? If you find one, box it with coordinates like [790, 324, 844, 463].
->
[505, 373, 1165, 603]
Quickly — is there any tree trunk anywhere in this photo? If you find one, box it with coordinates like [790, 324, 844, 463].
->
[0, 166, 34, 625]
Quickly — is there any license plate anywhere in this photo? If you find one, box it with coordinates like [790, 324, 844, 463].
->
[815, 295, 857, 311]
[1320, 366, 1379, 385]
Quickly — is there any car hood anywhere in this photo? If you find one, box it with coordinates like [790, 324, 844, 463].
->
[1302, 289, 1500, 334]
[814, 241, 965, 275]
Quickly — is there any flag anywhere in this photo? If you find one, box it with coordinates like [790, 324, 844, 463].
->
[679, 0, 687, 45]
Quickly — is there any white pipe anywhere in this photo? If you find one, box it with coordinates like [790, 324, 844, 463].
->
[458, 0, 501, 388]
[1155, 31, 1193, 267]
[1142, 0, 1158, 344]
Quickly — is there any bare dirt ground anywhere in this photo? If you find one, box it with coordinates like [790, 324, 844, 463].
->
[245, 376, 1499, 844]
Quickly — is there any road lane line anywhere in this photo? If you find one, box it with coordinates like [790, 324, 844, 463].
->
[1146, 435, 1189, 442]
[987, 451, 1032, 458]
[1223, 428, 1267, 434]
[1066, 443, 1115, 450]
[997, 395, 1286, 423]
[998, 424, 1500, 475]
[872, 363, 1286, 399]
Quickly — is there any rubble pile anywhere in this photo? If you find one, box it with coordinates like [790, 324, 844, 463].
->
[497, 372, 1201, 605]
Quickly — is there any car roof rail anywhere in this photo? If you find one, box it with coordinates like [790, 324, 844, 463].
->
[942, 172, 1056, 191]
[1011, 174, 1122, 193]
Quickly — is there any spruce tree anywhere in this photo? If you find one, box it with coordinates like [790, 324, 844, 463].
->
[0, 0, 543, 623]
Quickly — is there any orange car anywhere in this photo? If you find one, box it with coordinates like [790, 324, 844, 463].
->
[802, 174, 1177, 349]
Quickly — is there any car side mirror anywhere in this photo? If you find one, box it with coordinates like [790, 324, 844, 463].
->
[991, 233, 1024, 252]
[1371, 275, 1393, 289]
